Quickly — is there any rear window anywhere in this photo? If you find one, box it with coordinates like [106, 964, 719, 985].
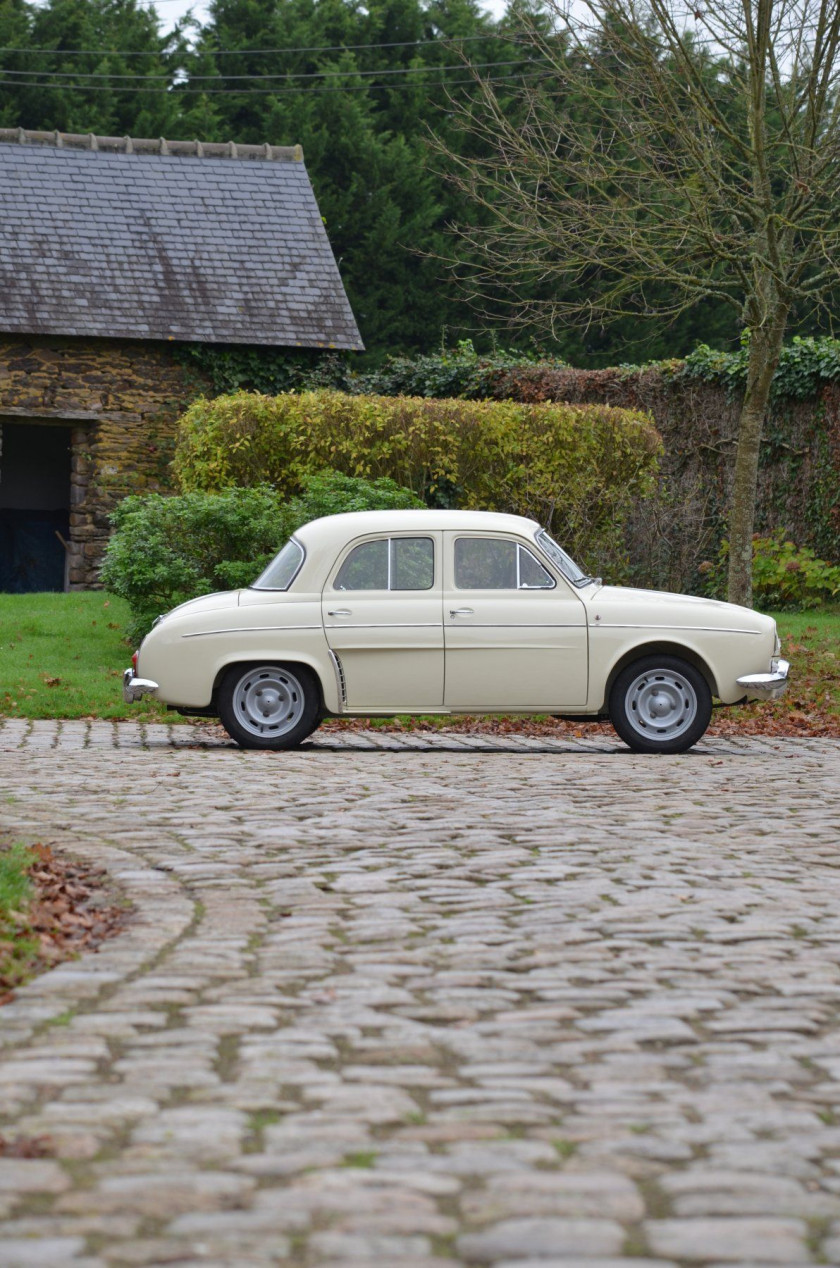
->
[251, 539, 305, 590]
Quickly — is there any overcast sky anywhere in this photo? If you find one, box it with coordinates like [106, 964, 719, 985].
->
[149, 0, 508, 37]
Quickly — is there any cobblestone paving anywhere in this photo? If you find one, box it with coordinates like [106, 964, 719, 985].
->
[1, 719, 840, 1268]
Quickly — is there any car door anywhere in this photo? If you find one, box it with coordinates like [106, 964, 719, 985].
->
[321, 531, 444, 710]
[443, 532, 588, 709]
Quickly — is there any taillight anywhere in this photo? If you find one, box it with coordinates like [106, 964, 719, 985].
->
[132, 651, 138, 671]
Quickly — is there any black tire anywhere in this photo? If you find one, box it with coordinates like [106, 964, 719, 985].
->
[609, 655, 712, 754]
[217, 663, 321, 750]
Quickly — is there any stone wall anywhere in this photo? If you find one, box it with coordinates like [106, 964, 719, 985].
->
[0, 335, 207, 587]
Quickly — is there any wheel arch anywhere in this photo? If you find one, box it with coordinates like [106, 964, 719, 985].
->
[600, 641, 719, 711]
[210, 656, 330, 715]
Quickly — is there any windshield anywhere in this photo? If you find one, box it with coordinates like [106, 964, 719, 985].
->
[535, 530, 592, 587]
[251, 538, 305, 591]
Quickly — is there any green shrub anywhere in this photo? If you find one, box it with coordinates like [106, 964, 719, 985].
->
[173, 389, 661, 578]
[353, 339, 554, 399]
[702, 531, 840, 608]
[101, 472, 424, 642]
[287, 469, 422, 522]
[175, 343, 356, 396]
[681, 335, 840, 401]
[100, 485, 286, 642]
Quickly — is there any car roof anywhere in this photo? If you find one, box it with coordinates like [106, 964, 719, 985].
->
[294, 509, 543, 550]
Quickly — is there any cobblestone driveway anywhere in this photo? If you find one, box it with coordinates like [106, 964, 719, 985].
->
[1, 720, 840, 1268]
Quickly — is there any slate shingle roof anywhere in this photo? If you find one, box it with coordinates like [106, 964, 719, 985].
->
[0, 129, 364, 350]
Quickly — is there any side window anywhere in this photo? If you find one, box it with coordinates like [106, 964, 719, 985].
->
[518, 547, 554, 589]
[391, 537, 434, 590]
[454, 538, 554, 590]
[335, 539, 388, 590]
[335, 537, 434, 591]
[455, 538, 516, 589]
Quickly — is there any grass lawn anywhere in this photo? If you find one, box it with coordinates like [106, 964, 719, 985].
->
[0, 591, 838, 730]
[0, 592, 174, 721]
[744, 604, 840, 729]
[0, 842, 37, 994]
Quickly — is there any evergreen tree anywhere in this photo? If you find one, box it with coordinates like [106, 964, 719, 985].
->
[0, 0, 184, 135]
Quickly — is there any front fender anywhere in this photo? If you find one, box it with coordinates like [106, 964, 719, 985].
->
[589, 626, 774, 711]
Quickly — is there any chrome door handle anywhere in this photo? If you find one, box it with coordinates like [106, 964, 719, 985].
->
[327, 609, 352, 617]
[449, 608, 474, 617]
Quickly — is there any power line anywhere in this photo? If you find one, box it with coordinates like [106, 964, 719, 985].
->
[0, 57, 538, 83]
[0, 32, 519, 56]
[0, 69, 551, 95]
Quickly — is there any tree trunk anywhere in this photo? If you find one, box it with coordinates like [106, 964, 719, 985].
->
[726, 318, 788, 607]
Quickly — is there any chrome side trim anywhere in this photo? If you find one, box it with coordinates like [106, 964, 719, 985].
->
[445, 623, 584, 629]
[182, 625, 322, 638]
[322, 622, 441, 630]
[328, 649, 347, 711]
[592, 623, 762, 636]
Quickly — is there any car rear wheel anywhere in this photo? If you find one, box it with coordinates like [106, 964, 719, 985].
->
[609, 655, 712, 754]
[218, 663, 321, 750]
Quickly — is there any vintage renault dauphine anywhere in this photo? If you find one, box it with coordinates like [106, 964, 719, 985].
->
[123, 509, 789, 753]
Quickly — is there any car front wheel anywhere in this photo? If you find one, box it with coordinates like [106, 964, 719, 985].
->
[609, 655, 712, 754]
[218, 663, 321, 750]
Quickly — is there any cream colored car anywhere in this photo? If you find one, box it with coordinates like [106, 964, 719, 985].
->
[123, 509, 789, 753]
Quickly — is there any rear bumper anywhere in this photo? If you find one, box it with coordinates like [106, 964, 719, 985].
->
[736, 658, 790, 701]
[123, 668, 159, 703]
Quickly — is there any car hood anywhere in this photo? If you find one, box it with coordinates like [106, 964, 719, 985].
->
[586, 584, 773, 631]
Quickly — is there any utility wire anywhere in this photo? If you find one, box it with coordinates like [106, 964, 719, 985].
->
[0, 32, 518, 56]
[0, 57, 539, 82]
[0, 69, 551, 95]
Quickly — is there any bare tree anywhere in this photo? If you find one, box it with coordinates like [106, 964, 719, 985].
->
[444, 0, 840, 604]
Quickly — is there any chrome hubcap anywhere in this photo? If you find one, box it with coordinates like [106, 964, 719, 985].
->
[626, 668, 697, 740]
[232, 666, 305, 738]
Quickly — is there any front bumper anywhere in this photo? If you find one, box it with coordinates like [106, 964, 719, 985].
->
[736, 658, 790, 701]
[123, 668, 160, 703]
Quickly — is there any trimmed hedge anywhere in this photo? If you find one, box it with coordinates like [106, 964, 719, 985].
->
[173, 390, 661, 578]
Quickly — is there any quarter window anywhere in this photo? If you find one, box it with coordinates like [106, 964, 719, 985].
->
[454, 538, 554, 590]
[335, 536, 434, 591]
[251, 538, 304, 590]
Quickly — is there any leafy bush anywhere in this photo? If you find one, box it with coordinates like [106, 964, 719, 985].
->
[702, 531, 840, 608]
[177, 335, 840, 408]
[353, 340, 556, 400]
[100, 485, 286, 642]
[173, 389, 660, 579]
[681, 335, 840, 401]
[287, 469, 422, 521]
[101, 472, 423, 642]
[174, 339, 559, 402]
[175, 343, 355, 397]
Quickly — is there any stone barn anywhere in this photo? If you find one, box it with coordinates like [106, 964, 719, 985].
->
[0, 129, 363, 591]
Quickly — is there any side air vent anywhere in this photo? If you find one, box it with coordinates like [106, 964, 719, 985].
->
[329, 650, 347, 710]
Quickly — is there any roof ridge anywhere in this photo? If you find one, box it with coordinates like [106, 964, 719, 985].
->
[0, 128, 303, 161]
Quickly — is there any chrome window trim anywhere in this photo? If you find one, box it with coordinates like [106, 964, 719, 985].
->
[333, 535, 435, 593]
[534, 529, 590, 586]
[250, 537, 306, 592]
[453, 537, 556, 591]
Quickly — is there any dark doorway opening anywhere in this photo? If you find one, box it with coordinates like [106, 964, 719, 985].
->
[0, 422, 71, 592]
